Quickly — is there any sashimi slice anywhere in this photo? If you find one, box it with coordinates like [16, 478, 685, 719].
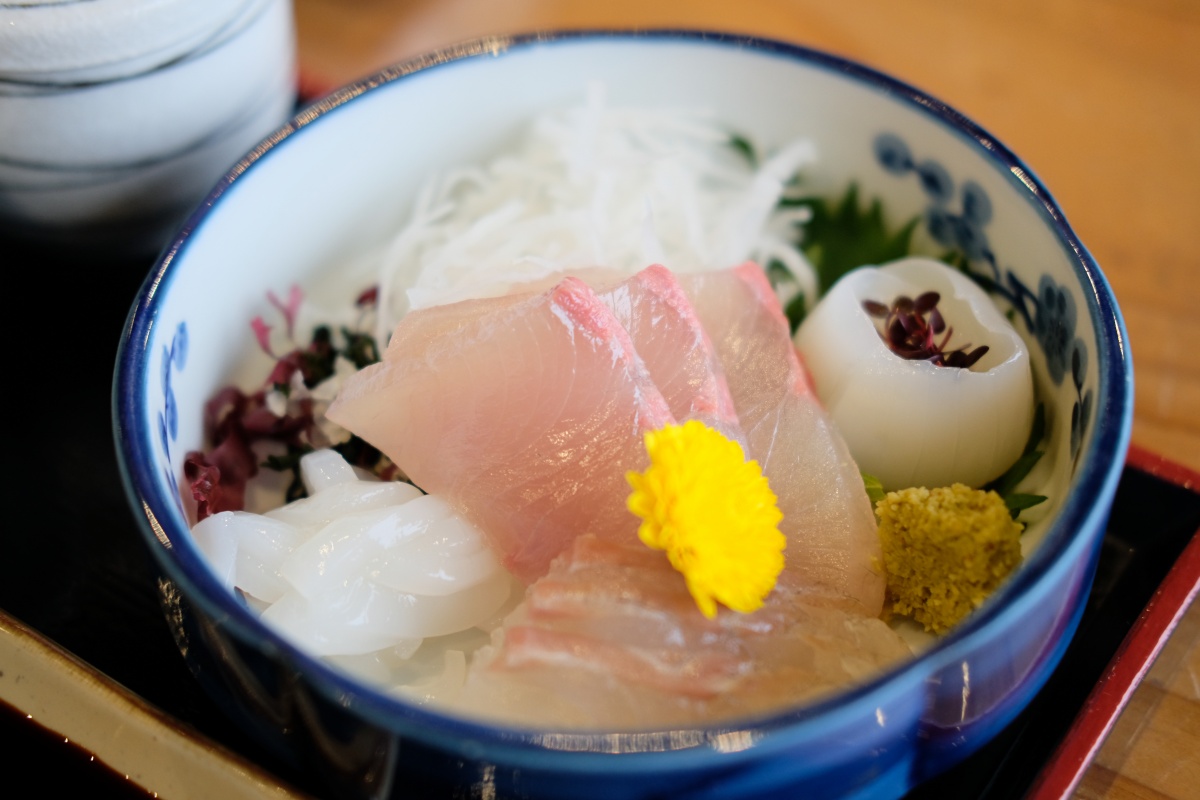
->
[451, 535, 910, 729]
[421, 263, 742, 437]
[594, 264, 741, 440]
[326, 277, 675, 583]
[678, 263, 886, 616]
[510, 538, 753, 698]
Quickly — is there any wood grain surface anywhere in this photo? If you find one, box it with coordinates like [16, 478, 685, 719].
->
[291, 2, 1199, 797]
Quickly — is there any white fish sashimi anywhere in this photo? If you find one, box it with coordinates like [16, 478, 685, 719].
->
[678, 263, 886, 616]
[452, 535, 910, 729]
[594, 264, 742, 440]
[433, 263, 743, 439]
[326, 277, 676, 583]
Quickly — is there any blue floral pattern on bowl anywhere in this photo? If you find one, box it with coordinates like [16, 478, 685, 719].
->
[157, 321, 188, 515]
[874, 132, 1095, 460]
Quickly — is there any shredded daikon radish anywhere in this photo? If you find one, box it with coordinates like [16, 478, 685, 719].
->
[371, 84, 818, 345]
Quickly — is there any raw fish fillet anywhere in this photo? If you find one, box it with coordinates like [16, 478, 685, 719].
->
[594, 264, 741, 439]
[326, 277, 674, 582]
[678, 264, 886, 616]
[451, 535, 910, 729]
[462, 264, 741, 436]
[328, 262, 900, 727]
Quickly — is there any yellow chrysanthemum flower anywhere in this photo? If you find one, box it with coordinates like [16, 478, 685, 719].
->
[626, 420, 786, 619]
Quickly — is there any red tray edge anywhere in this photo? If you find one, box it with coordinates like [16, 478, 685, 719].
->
[1026, 445, 1200, 799]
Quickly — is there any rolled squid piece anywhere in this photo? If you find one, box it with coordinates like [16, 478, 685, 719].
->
[795, 257, 1034, 491]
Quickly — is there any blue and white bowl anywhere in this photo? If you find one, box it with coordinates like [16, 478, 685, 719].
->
[114, 31, 1133, 799]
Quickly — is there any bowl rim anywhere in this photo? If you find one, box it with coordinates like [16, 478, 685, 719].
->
[113, 27, 1134, 767]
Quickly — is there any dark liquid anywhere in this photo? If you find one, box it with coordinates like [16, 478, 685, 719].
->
[0, 699, 151, 798]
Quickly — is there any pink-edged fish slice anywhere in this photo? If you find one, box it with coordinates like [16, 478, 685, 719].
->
[677, 263, 886, 617]
[494, 624, 749, 699]
[420, 263, 744, 440]
[595, 264, 743, 443]
[482, 534, 910, 708]
[326, 276, 675, 583]
[491, 536, 755, 699]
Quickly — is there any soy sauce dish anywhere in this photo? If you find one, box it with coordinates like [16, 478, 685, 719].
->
[114, 31, 1132, 800]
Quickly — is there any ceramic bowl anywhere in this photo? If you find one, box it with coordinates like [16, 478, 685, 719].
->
[0, 0, 255, 84]
[0, 0, 295, 253]
[114, 31, 1132, 800]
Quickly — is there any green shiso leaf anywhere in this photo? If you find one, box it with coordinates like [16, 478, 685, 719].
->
[985, 404, 1045, 496]
[863, 473, 886, 508]
[1004, 493, 1048, 515]
[1023, 403, 1048, 456]
[263, 443, 316, 503]
[341, 327, 381, 369]
[797, 184, 920, 292]
[778, 183, 919, 329]
[984, 404, 1049, 520]
[729, 134, 758, 167]
[783, 291, 808, 334]
[988, 451, 1042, 499]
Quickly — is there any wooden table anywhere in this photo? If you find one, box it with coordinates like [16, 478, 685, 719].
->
[292, 2, 1199, 797]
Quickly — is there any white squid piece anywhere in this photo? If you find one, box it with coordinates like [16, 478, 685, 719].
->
[192, 449, 512, 658]
[795, 257, 1034, 491]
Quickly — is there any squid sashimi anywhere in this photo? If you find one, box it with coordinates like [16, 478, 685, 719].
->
[795, 257, 1034, 491]
[326, 276, 674, 583]
[194, 450, 512, 658]
[453, 535, 910, 729]
[594, 264, 741, 438]
[678, 263, 886, 616]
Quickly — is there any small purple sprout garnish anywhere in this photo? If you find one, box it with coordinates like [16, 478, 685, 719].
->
[355, 285, 379, 308]
[267, 285, 304, 339]
[188, 284, 394, 521]
[863, 291, 990, 368]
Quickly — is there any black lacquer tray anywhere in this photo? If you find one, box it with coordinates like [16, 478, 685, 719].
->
[1, 233, 1196, 799]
